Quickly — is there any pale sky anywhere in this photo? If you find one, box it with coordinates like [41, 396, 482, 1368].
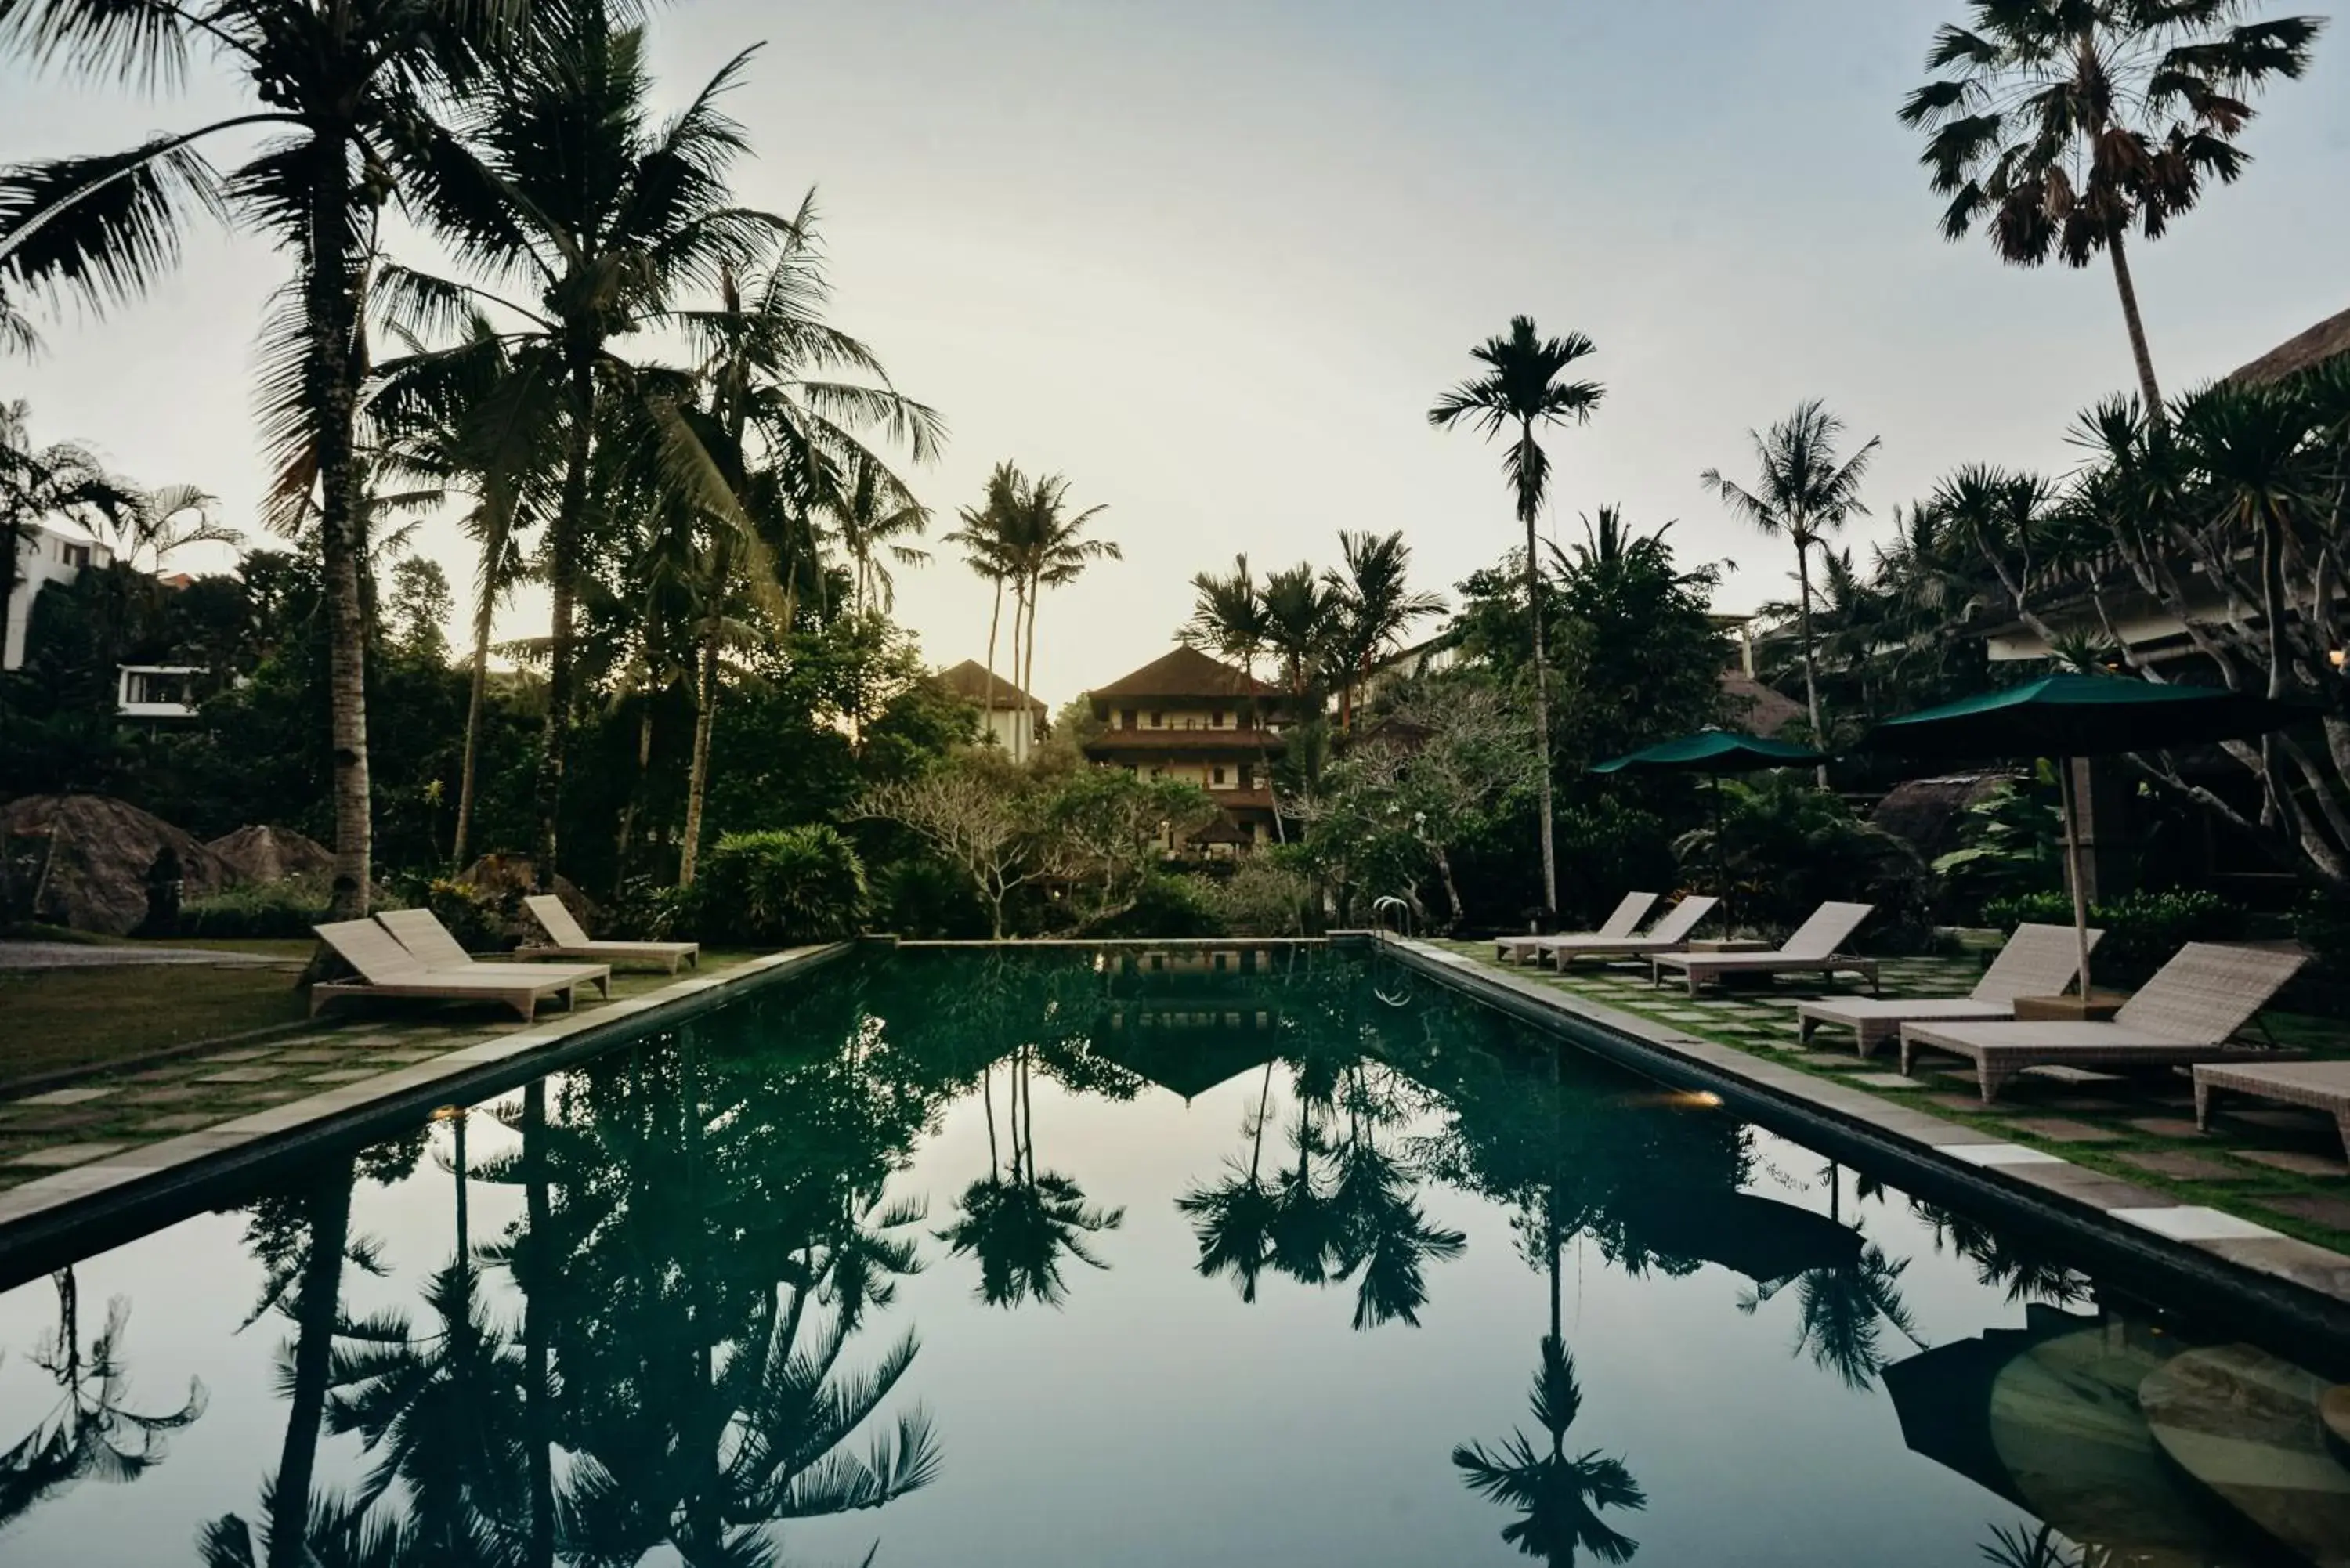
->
[6, 1, 2347, 711]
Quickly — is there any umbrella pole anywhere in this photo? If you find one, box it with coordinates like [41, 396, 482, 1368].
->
[2055, 756, 2094, 998]
[1712, 775, 1730, 933]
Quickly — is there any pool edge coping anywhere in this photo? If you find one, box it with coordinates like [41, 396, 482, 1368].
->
[1377, 932, 2350, 1349]
[0, 941, 854, 1288]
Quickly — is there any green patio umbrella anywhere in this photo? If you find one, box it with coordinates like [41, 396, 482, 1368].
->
[1855, 674, 2307, 997]
[1593, 728, 1829, 919]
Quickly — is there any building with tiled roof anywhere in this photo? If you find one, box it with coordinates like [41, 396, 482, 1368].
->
[934, 659, 1047, 757]
[1083, 645, 1286, 850]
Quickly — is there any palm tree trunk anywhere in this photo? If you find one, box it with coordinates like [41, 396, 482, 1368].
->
[615, 696, 653, 891]
[0, 514, 21, 680]
[269, 1159, 354, 1568]
[679, 617, 720, 888]
[311, 204, 372, 922]
[537, 352, 596, 891]
[980, 574, 1003, 749]
[2106, 231, 2164, 422]
[1795, 538, 1828, 789]
[452, 591, 493, 870]
[1520, 424, 1557, 915]
[1021, 574, 1041, 764]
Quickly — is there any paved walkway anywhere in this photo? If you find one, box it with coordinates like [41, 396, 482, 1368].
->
[1411, 937, 2350, 1315]
[0, 941, 291, 970]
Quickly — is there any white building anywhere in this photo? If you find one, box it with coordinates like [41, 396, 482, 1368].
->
[935, 659, 1048, 757]
[5, 524, 113, 670]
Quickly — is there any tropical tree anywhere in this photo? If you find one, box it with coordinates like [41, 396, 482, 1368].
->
[942, 461, 1025, 748]
[1429, 316, 1606, 914]
[1701, 400, 1879, 782]
[1900, 0, 2323, 416]
[1325, 529, 1445, 728]
[938, 1041, 1126, 1308]
[0, 402, 146, 668]
[0, 0, 520, 917]
[1454, 1336, 1646, 1566]
[833, 449, 930, 616]
[1000, 470, 1113, 758]
[385, 0, 789, 887]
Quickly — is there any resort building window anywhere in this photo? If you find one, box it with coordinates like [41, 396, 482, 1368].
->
[1212, 766, 1227, 786]
[1149, 710, 1163, 728]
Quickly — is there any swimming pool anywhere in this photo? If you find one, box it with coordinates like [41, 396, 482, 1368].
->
[2, 945, 2344, 1566]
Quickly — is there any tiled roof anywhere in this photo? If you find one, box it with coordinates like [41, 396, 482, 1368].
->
[934, 659, 1046, 714]
[1089, 645, 1281, 701]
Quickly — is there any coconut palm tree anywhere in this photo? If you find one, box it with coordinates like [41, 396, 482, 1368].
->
[1429, 316, 1605, 915]
[1899, 0, 2323, 417]
[942, 462, 1025, 749]
[371, 316, 561, 867]
[833, 448, 931, 616]
[1325, 529, 1446, 728]
[938, 1042, 1125, 1307]
[0, 402, 146, 670]
[1701, 400, 1879, 784]
[998, 471, 1113, 760]
[0, 0, 521, 918]
[1176, 1061, 1284, 1300]
[382, 0, 790, 887]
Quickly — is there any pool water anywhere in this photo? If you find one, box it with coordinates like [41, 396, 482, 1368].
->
[3, 946, 2345, 1567]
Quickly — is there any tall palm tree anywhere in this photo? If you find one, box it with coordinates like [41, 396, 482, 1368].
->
[833, 448, 931, 616]
[1429, 316, 1605, 915]
[1000, 471, 1113, 761]
[1701, 399, 1879, 784]
[0, 402, 146, 669]
[938, 1042, 1125, 1306]
[0, 0, 518, 918]
[371, 315, 560, 868]
[943, 461, 1025, 748]
[1899, 0, 2323, 417]
[1180, 553, 1285, 836]
[1325, 529, 1445, 728]
[385, 0, 787, 887]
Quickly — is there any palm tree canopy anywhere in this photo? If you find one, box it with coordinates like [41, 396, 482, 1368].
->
[1427, 315, 1605, 522]
[1898, 0, 2323, 268]
[1700, 399, 1880, 547]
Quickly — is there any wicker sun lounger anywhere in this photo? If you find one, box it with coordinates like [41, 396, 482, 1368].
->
[2194, 1061, 2350, 1161]
[1535, 895, 1719, 969]
[1494, 892, 1659, 966]
[521, 894, 700, 973]
[1899, 942, 2309, 1102]
[310, 919, 594, 1022]
[1650, 901, 1878, 996]
[1796, 923, 2103, 1057]
[375, 908, 611, 999]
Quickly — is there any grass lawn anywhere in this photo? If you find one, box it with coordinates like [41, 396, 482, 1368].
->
[0, 960, 313, 1085]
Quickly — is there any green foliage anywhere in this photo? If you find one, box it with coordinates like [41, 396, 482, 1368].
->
[1679, 774, 1935, 951]
[1086, 873, 1224, 938]
[176, 875, 334, 939]
[1551, 797, 1679, 931]
[425, 878, 507, 953]
[2294, 893, 2350, 977]
[870, 854, 992, 940]
[1981, 888, 2247, 988]
[1929, 775, 2063, 921]
[600, 877, 702, 942]
[702, 826, 872, 945]
[1198, 855, 1318, 937]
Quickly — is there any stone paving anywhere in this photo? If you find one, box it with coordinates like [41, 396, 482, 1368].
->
[1431, 938, 2350, 1256]
[0, 951, 772, 1194]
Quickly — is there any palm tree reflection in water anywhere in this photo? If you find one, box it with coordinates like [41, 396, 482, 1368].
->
[940, 1040, 1126, 1307]
[1454, 1335, 1646, 1566]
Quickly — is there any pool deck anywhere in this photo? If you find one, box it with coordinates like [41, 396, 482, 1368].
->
[0, 941, 849, 1285]
[1383, 934, 2350, 1346]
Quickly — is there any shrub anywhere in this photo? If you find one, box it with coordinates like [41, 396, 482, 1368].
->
[602, 877, 701, 941]
[426, 877, 508, 952]
[702, 826, 870, 945]
[1551, 797, 1678, 931]
[177, 874, 334, 939]
[2294, 893, 2350, 976]
[1200, 858, 1318, 937]
[1930, 775, 2063, 922]
[1981, 887, 2247, 987]
[1086, 872, 1224, 938]
[870, 853, 991, 939]
[1678, 774, 1937, 952]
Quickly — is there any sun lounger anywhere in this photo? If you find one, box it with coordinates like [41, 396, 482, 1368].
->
[2195, 1060, 2350, 1162]
[519, 894, 700, 973]
[375, 908, 610, 999]
[1535, 895, 1719, 969]
[1900, 942, 2309, 1102]
[310, 919, 595, 1022]
[1796, 923, 2103, 1057]
[1493, 892, 1659, 965]
[1650, 902, 1878, 996]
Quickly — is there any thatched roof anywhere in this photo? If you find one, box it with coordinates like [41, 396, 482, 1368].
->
[1, 794, 233, 934]
[1720, 672, 1805, 738]
[935, 659, 1046, 714]
[1869, 771, 2017, 861]
[2231, 303, 2350, 386]
[208, 824, 332, 884]
[1188, 814, 1253, 847]
[1090, 645, 1278, 703]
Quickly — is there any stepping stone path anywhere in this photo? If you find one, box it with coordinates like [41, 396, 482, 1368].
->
[2256, 1194, 2350, 1233]
[2005, 1118, 2124, 1144]
[2114, 1150, 2246, 1182]
[2124, 1118, 2207, 1140]
[2235, 1149, 2349, 1179]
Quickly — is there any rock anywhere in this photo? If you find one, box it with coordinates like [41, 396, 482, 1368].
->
[0, 794, 234, 935]
[207, 824, 334, 885]
[1870, 771, 2019, 862]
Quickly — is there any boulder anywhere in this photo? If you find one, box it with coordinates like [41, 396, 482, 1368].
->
[0, 794, 235, 935]
[208, 824, 334, 885]
[1870, 771, 2018, 863]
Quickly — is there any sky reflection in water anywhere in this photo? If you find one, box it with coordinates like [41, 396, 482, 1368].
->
[1, 945, 2344, 1568]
